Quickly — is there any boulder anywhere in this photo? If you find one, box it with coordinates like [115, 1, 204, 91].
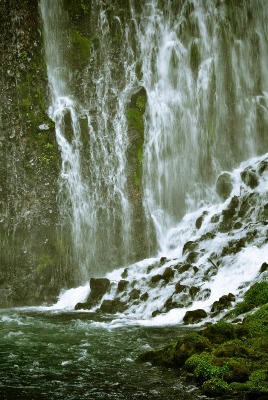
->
[99, 298, 126, 314]
[117, 280, 129, 292]
[183, 309, 207, 324]
[178, 263, 192, 274]
[151, 274, 163, 283]
[182, 241, 198, 255]
[216, 172, 233, 199]
[175, 283, 189, 293]
[241, 168, 259, 189]
[90, 278, 111, 300]
[189, 286, 200, 298]
[260, 262, 268, 273]
[211, 293, 235, 313]
[140, 292, 149, 301]
[129, 288, 141, 300]
[186, 251, 199, 263]
[162, 267, 175, 280]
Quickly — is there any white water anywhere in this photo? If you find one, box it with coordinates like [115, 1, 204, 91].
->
[132, 0, 268, 248]
[52, 152, 268, 325]
[40, 0, 268, 314]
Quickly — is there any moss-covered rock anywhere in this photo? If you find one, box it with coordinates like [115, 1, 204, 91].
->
[202, 378, 229, 396]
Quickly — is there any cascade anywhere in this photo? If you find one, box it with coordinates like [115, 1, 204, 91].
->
[40, 0, 136, 278]
[41, 0, 268, 285]
[133, 0, 268, 249]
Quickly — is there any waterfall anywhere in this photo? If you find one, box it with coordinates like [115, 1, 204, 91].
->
[40, 0, 268, 282]
[40, 0, 136, 279]
[133, 0, 268, 250]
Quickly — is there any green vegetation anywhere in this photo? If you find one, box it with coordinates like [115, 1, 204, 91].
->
[137, 284, 268, 398]
[70, 29, 91, 62]
[126, 88, 147, 189]
[233, 282, 268, 315]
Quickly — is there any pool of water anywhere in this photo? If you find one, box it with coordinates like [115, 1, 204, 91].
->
[0, 309, 207, 399]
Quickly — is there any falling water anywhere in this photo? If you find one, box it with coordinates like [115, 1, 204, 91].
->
[41, 0, 268, 281]
[40, 1, 136, 278]
[133, 0, 268, 250]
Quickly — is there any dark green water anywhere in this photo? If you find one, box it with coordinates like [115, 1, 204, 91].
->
[0, 309, 207, 400]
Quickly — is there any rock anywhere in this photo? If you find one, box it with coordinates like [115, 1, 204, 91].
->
[117, 280, 129, 292]
[216, 172, 233, 199]
[75, 278, 111, 310]
[178, 263, 192, 274]
[160, 256, 167, 264]
[260, 262, 268, 273]
[140, 292, 149, 301]
[241, 168, 259, 189]
[164, 297, 184, 311]
[189, 286, 200, 298]
[129, 288, 140, 300]
[90, 278, 110, 300]
[151, 274, 163, 283]
[183, 309, 207, 324]
[211, 293, 235, 313]
[99, 298, 126, 313]
[162, 267, 175, 280]
[258, 159, 268, 175]
[182, 241, 198, 255]
[186, 251, 199, 263]
[175, 283, 189, 293]
[152, 309, 161, 317]
[202, 378, 228, 397]
[195, 211, 208, 229]
[121, 268, 128, 278]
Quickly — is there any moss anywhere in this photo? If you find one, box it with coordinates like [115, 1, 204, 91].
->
[70, 29, 91, 62]
[126, 108, 144, 138]
[184, 353, 212, 372]
[202, 378, 229, 397]
[202, 321, 236, 344]
[213, 340, 249, 358]
[194, 359, 228, 382]
[173, 332, 212, 367]
[234, 282, 268, 315]
[243, 304, 268, 336]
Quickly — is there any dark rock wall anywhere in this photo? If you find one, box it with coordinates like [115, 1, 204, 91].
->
[0, 0, 68, 305]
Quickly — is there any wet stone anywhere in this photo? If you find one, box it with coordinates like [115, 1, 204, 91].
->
[162, 267, 175, 280]
[241, 168, 259, 189]
[129, 288, 141, 300]
[186, 251, 199, 263]
[182, 241, 198, 255]
[117, 280, 129, 292]
[140, 292, 149, 301]
[216, 172, 233, 199]
[175, 283, 189, 294]
[260, 262, 268, 273]
[183, 309, 207, 324]
[189, 286, 200, 298]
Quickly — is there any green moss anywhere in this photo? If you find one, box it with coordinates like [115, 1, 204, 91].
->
[243, 303, 268, 336]
[202, 321, 236, 344]
[234, 282, 268, 316]
[126, 108, 144, 137]
[247, 369, 268, 392]
[202, 378, 229, 396]
[70, 29, 91, 62]
[173, 332, 212, 366]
